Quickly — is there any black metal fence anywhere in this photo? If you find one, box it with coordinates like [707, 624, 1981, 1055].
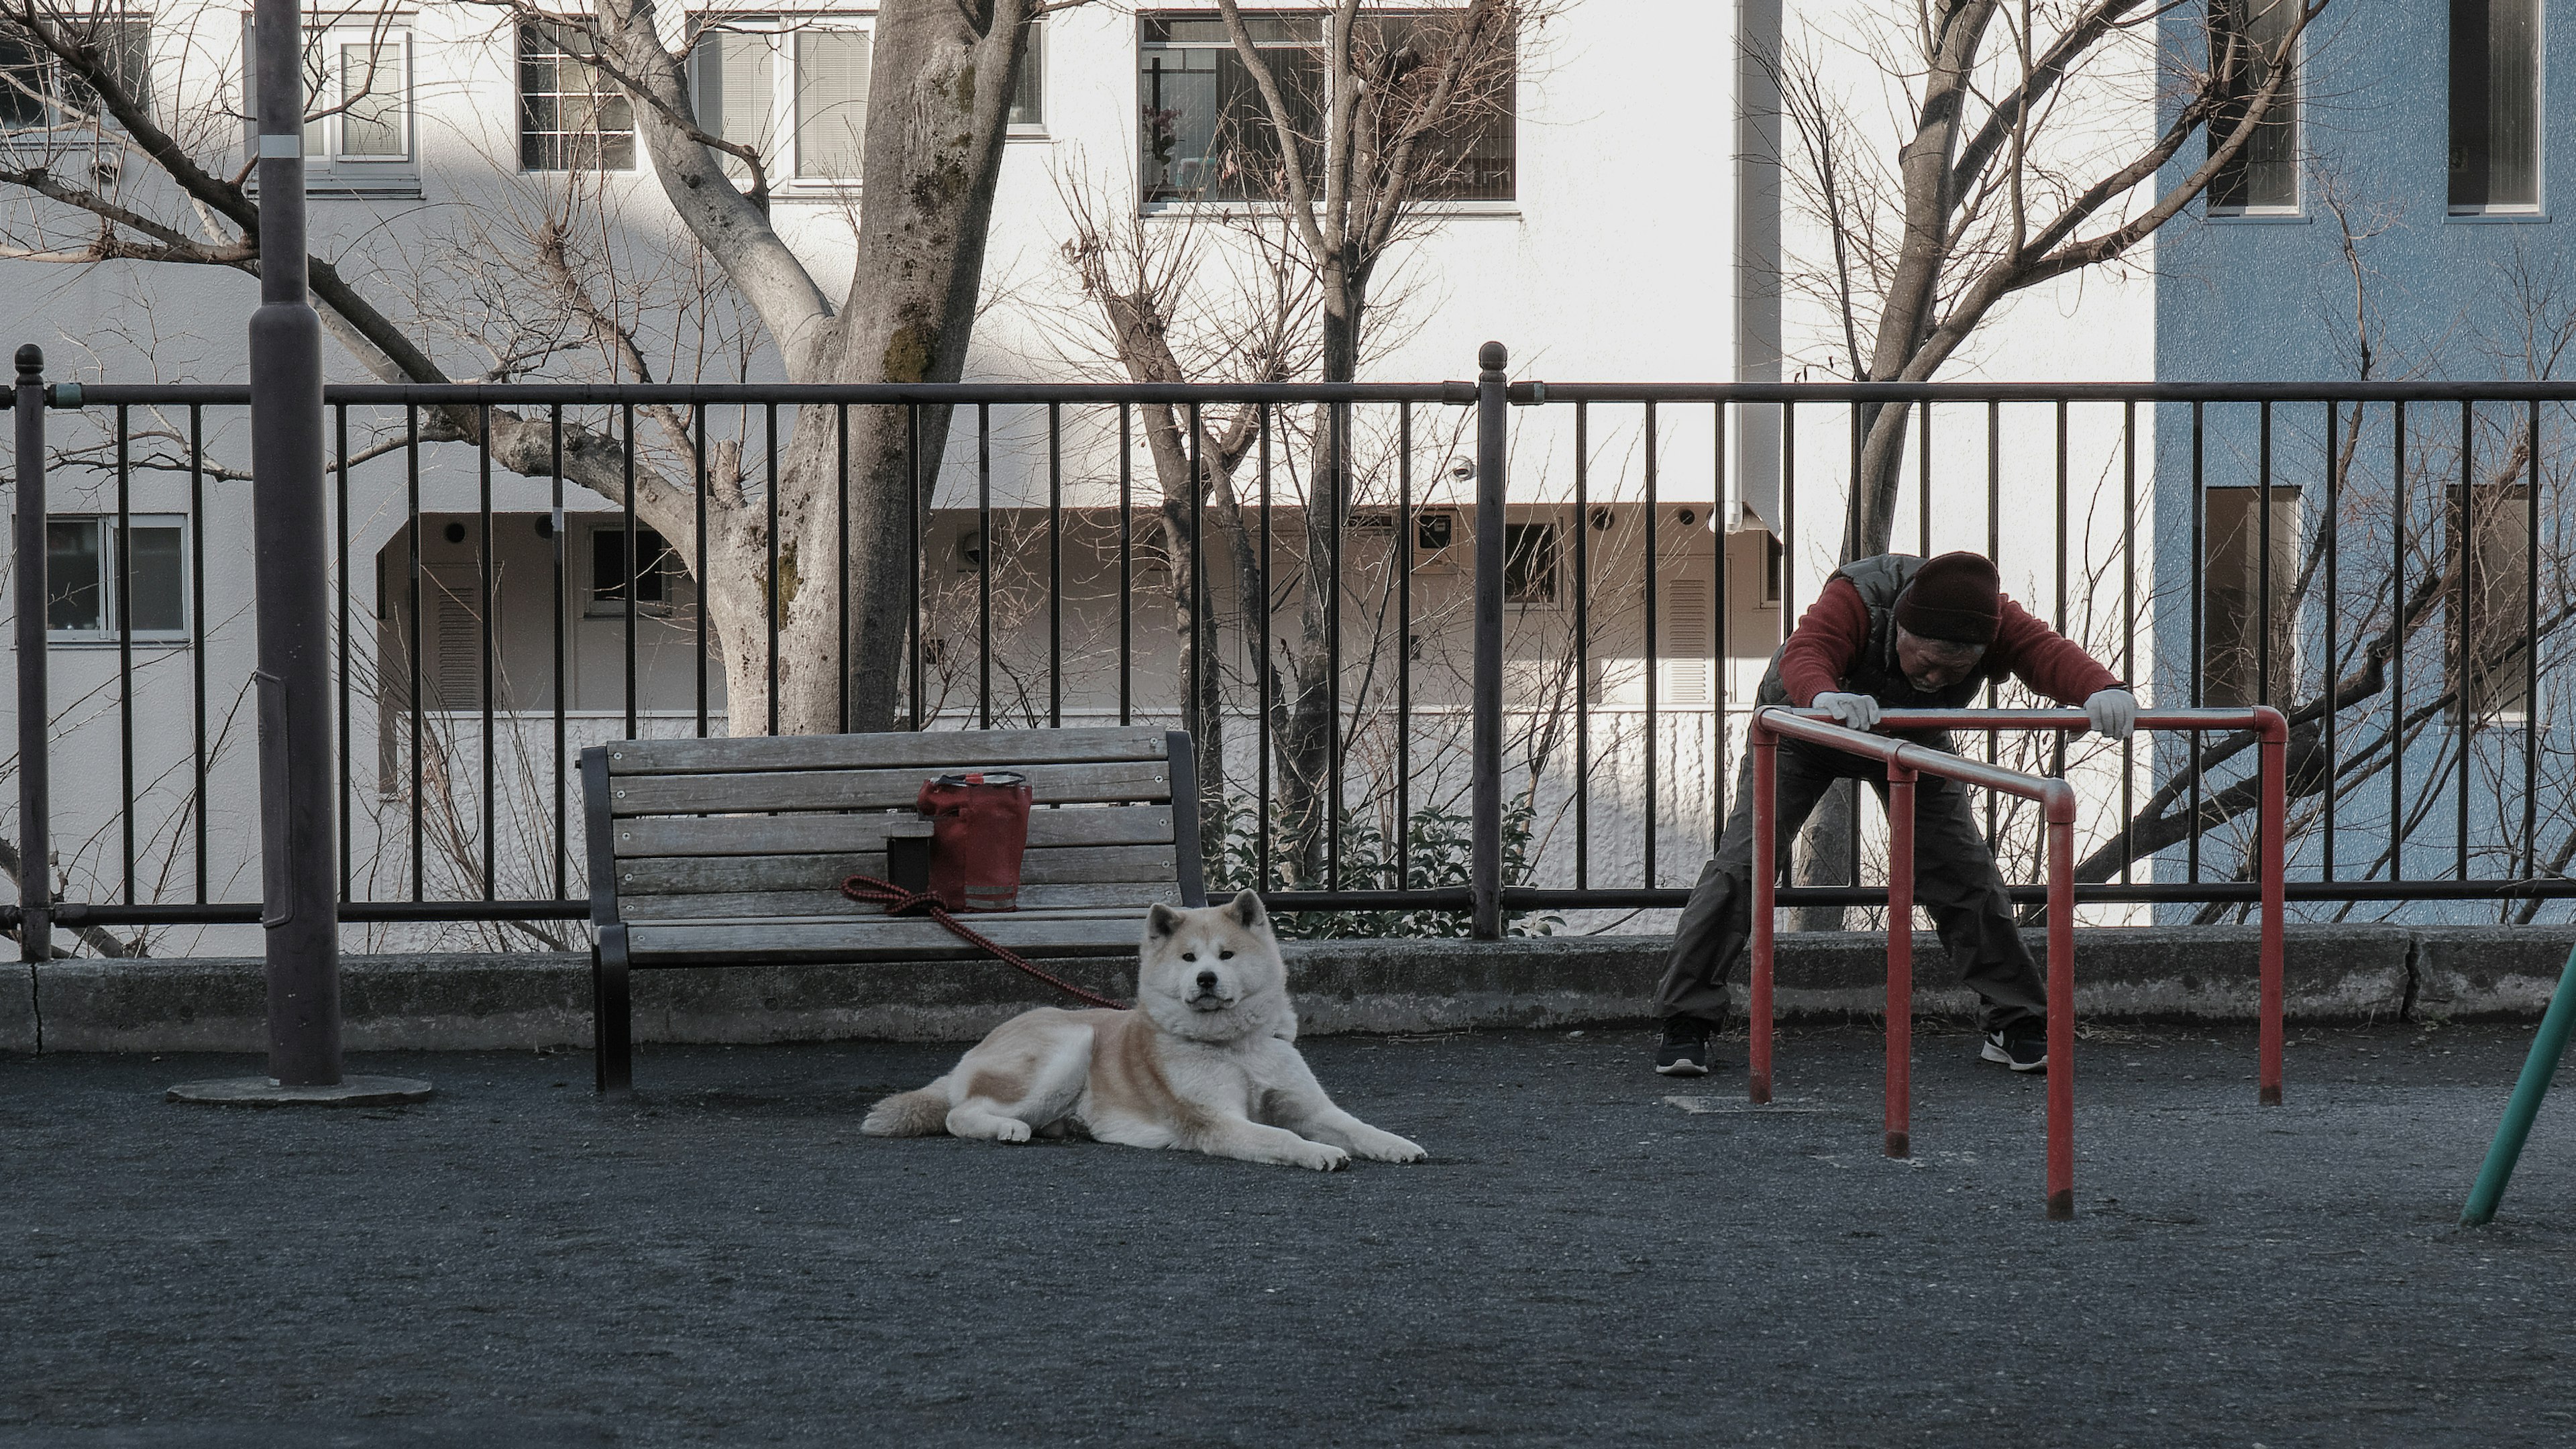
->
[8, 345, 2576, 955]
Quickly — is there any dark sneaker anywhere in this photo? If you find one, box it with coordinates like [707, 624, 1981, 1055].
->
[1654, 1018, 1721, 1077]
[1980, 1025, 2047, 1073]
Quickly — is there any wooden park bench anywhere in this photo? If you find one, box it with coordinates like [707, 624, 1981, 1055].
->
[579, 727, 1205, 1093]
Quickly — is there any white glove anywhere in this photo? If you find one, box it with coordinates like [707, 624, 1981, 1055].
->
[1813, 692, 1883, 731]
[2084, 688, 2137, 741]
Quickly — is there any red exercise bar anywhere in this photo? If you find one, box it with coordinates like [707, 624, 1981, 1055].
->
[1745, 705, 2288, 1220]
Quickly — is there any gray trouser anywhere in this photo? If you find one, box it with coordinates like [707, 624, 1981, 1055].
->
[1655, 737, 2047, 1034]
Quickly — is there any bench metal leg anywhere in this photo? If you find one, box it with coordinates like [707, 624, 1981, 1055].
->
[592, 934, 633, 1096]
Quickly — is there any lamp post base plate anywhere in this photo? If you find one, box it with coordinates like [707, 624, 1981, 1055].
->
[165, 1075, 434, 1108]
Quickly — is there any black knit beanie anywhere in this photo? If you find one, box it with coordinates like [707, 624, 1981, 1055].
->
[1892, 552, 2001, 646]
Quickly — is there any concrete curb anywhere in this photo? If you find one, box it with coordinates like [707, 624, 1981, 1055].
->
[13, 923, 2571, 1054]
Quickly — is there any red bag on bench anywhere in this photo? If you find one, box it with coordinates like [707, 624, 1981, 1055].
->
[913, 771, 1032, 912]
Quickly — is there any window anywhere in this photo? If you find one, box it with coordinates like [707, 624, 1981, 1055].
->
[590, 523, 675, 615]
[2450, 483, 2533, 720]
[521, 23, 635, 172]
[46, 515, 187, 642]
[241, 16, 413, 192]
[1503, 521, 1558, 605]
[1139, 11, 1513, 205]
[2450, 0, 2540, 213]
[2199, 486, 2298, 708]
[3, 15, 151, 136]
[1009, 17, 1044, 131]
[692, 17, 870, 185]
[2208, 0, 2300, 213]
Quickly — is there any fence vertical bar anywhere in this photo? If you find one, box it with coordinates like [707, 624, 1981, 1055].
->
[1644, 400, 1660, 890]
[1748, 721, 1776, 1103]
[2393, 400, 2408, 881]
[550, 407, 566, 902]
[978, 402, 992, 729]
[333, 405, 347, 902]
[1715, 399, 1730, 848]
[1985, 399, 2000, 847]
[1325, 400, 1342, 894]
[1917, 400, 1931, 555]
[115, 405, 133, 903]
[837, 404, 849, 734]
[625, 402, 639, 741]
[2261, 710, 2287, 1106]
[907, 405, 922, 732]
[2457, 399, 2473, 875]
[548, 407, 564, 897]
[2121, 400, 2135, 883]
[478, 405, 494, 900]
[1191, 402, 1207, 760]
[406, 407, 422, 900]
[2524, 400, 2541, 878]
[1470, 343, 1507, 939]
[2189, 401, 2204, 881]
[2323, 400, 2338, 879]
[1049, 401, 1063, 728]
[2258, 400, 2273, 714]
[760, 404, 778, 736]
[190, 401, 209, 902]
[1572, 400, 1589, 889]
[1118, 402, 1132, 729]
[1256, 407, 1273, 891]
[1398, 399, 1415, 892]
[2053, 399, 2068, 780]
[1885, 761, 1915, 1159]
[13, 347, 50, 961]
[694, 403, 708, 738]
[1782, 399, 1798, 880]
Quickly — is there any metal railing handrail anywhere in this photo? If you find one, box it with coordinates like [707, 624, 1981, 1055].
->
[1747, 704, 2290, 1221]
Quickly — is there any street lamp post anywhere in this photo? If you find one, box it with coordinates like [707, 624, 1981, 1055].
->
[168, 0, 428, 1107]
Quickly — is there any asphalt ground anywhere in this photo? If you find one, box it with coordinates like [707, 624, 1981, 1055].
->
[6, 1021, 2576, 1448]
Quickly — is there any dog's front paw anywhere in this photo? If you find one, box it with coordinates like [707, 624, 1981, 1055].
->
[1356, 1132, 1428, 1164]
[991, 1118, 1033, 1144]
[1289, 1141, 1350, 1172]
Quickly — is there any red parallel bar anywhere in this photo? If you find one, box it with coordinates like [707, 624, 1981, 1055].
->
[1751, 706, 2080, 1218]
[2046, 816, 2077, 1220]
[1763, 705, 2289, 1107]
[1886, 761, 1915, 1160]
[1749, 731, 1777, 1105]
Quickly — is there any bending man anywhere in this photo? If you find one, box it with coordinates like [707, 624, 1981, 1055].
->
[1653, 551, 2135, 1077]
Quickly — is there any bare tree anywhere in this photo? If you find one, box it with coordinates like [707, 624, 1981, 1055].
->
[0, 0, 1053, 735]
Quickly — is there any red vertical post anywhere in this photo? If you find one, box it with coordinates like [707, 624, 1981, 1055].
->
[1750, 721, 1776, 1104]
[1885, 762, 1915, 1159]
[2045, 806, 2077, 1221]
[2259, 720, 2287, 1106]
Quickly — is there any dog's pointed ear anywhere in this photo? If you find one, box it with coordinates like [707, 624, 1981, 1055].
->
[1147, 902, 1185, 938]
[1229, 890, 1267, 930]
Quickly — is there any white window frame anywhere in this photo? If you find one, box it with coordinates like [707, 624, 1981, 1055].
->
[2447, 0, 2546, 219]
[1, 11, 153, 142]
[2204, 0, 2304, 219]
[44, 513, 191, 645]
[1007, 15, 1044, 138]
[241, 12, 417, 194]
[689, 13, 873, 193]
[518, 20, 638, 175]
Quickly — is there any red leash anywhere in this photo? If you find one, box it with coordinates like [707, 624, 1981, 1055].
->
[839, 874, 1129, 1011]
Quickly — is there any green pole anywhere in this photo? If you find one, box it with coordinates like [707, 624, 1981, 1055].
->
[2461, 943, 2576, 1228]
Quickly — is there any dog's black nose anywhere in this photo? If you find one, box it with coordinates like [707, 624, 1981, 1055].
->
[1195, 969, 1218, 992]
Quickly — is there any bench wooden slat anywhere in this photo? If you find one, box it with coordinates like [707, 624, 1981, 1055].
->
[610, 803, 1176, 859]
[616, 845, 1179, 896]
[623, 888, 1173, 921]
[626, 915, 1145, 963]
[604, 727, 1171, 776]
[608, 761, 1172, 817]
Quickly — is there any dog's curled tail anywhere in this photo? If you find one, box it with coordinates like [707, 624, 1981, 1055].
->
[861, 1087, 951, 1137]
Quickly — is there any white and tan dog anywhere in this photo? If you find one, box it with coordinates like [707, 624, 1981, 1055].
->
[861, 891, 1426, 1171]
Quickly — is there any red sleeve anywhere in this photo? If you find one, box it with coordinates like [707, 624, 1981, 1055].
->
[1990, 597, 2121, 705]
[1776, 576, 1871, 706]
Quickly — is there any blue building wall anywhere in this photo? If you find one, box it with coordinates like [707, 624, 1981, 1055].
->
[2152, 3, 2576, 920]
